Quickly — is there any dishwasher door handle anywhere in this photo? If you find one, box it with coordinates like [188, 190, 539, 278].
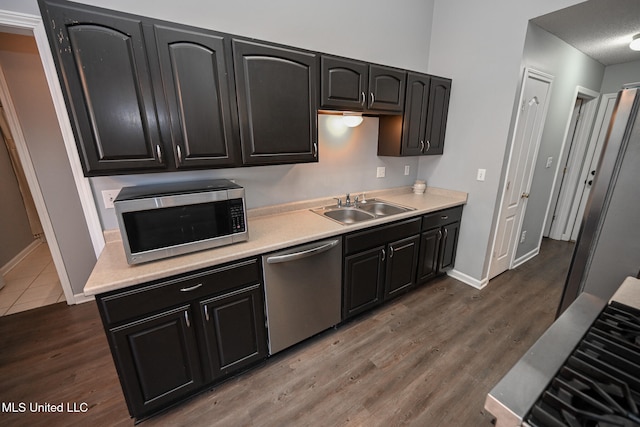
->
[266, 239, 340, 264]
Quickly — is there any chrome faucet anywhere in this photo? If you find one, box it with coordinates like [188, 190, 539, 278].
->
[345, 193, 351, 206]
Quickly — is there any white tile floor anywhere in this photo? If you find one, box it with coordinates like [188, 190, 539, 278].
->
[0, 242, 65, 316]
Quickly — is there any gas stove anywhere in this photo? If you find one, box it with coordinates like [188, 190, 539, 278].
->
[486, 277, 640, 427]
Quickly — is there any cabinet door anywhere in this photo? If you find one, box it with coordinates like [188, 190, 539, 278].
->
[320, 56, 368, 110]
[368, 65, 406, 112]
[424, 77, 451, 155]
[200, 284, 267, 381]
[343, 246, 385, 319]
[439, 221, 460, 271]
[110, 305, 203, 418]
[401, 73, 430, 155]
[154, 25, 239, 168]
[42, 1, 165, 174]
[385, 235, 420, 298]
[233, 39, 318, 165]
[417, 227, 441, 283]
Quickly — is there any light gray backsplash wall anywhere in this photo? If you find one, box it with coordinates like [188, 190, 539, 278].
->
[0, 33, 95, 295]
[0, 128, 33, 267]
[92, 116, 420, 230]
[600, 60, 640, 94]
[418, 0, 586, 283]
[515, 23, 604, 260]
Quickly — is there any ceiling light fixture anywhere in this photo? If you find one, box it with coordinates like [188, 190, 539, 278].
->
[342, 112, 363, 127]
[630, 34, 640, 51]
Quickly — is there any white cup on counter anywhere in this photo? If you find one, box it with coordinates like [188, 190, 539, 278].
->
[413, 180, 426, 194]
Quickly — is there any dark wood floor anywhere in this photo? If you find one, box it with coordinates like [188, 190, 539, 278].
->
[0, 238, 574, 426]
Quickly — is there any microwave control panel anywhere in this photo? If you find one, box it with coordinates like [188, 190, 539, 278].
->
[230, 199, 246, 233]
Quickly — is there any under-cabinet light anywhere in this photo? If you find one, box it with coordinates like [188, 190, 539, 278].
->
[630, 34, 640, 51]
[342, 112, 363, 127]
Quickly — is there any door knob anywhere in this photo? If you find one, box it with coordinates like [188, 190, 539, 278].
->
[521, 192, 530, 199]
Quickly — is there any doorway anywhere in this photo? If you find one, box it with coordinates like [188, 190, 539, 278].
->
[547, 92, 615, 242]
[0, 33, 66, 315]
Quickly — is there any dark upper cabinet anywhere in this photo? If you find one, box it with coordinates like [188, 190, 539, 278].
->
[368, 65, 406, 112]
[320, 57, 405, 113]
[233, 39, 318, 165]
[320, 56, 368, 110]
[153, 25, 239, 169]
[41, 1, 166, 174]
[424, 76, 451, 155]
[378, 72, 451, 156]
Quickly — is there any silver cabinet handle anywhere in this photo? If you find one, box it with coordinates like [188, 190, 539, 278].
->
[441, 215, 448, 220]
[266, 239, 339, 264]
[184, 310, 190, 328]
[426, 140, 431, 152]
[438, 230, 442, 240]
[313, 142, 318, 158]
[370, 92, 375, 106]
[180, 283, 203, 292]
[156, 144, 163, 163]
[361, 91, 366, 106]
[176, 145, 182, 163]
[204, 305, 209, 322]
[443, 228, 449, 241]
[389, 246, 394, 258]
[381, 248, 386, 261]
[420, 140, 425, 152]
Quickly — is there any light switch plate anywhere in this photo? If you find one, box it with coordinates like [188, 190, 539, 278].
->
[376, 166, 386, 178]
[404, 165, 410, 175]
[546, 157, 553, 168]
[477, 168, 486, 181]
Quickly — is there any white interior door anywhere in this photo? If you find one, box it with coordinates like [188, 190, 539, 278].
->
[489, 69, 553, 280]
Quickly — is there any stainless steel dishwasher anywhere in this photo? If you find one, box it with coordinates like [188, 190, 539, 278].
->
[262, 237, 342, 354]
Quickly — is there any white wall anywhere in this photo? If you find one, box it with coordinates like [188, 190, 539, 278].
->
[600, 59, 640, 93]
[516, 23, 604, 259]
[93, 116, 420, 230]
[418, 0, 586, 284]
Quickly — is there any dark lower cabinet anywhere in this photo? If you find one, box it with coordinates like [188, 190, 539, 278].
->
[110, 305, 204, 417]
[96, 258, 267, 420]
[200, 283, 267, 380]
[343, 246, 386, 318]
[385, 235, 420, 298]
[343, 217, 421, 320]
[417, 206, 462, 283]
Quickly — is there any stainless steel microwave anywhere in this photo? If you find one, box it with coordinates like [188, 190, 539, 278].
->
[114, 179, 248, 265]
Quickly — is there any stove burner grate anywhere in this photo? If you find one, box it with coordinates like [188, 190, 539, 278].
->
[526, 302, 640, 427]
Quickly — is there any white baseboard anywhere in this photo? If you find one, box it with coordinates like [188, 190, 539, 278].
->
[73, 292, 95, 305]
[447, 268, 489, 290]
[0, 240, 41, 276]
[512, 247, 539, 269]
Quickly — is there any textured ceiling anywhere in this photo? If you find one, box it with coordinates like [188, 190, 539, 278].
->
[531, 0, 640, 66]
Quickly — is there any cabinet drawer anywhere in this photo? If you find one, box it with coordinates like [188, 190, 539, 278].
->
[345, 217, 421, 255]
[98, 258, 261, 325]
[421, 206, 463, 231]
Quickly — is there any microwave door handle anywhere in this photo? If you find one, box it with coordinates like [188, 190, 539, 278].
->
[266, 239, 340, 264]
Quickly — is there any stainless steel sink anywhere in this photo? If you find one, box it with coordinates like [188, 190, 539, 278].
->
[323, 207, 375, 224]
[311, 198, 414, 225]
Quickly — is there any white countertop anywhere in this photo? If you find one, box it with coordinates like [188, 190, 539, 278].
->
[83, 186, 467, 296]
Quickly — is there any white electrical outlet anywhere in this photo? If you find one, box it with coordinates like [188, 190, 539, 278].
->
[404, 165, 410, 175]
[546, 157, 553, 168]
[477, 168, 486, 181]
[102, 189, 120, 209]
[376, 166, 386, 178]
